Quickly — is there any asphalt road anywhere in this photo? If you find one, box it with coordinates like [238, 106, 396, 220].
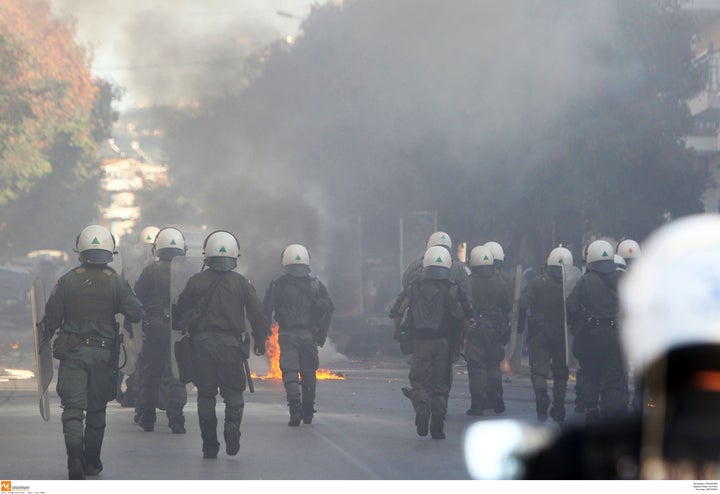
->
[0, 346, 582, 483]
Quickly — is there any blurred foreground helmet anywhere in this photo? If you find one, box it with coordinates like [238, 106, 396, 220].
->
[586, 239, 615, 273]
[203, 230, 240, 271]
[76, 225, 116, 264]
[484, 241, 505, 264]
[546, 247, 573, 267]
[617, 239, 641, 261]
[154, 227, 187, 261]
[281, 244, 311, 277]
[139, 226, 160, 244]
[620, 214, 720, 379]
[426, 231, 452, 251]
[423, 245, 452, 279]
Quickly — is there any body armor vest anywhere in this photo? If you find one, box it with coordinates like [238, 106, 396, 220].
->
[64, 266, 118, 324]
[409, 279, 451, 331]
[273, 274, 314, 329]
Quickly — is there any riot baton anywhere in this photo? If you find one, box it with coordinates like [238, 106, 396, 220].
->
[243, 359, 254, 393]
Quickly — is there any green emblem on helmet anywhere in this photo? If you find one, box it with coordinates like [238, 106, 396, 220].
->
[219, 246, 227, 253]
[295, 254, 302, 261]
[91, 237, 100, 245]
[435, 256, 443, 263]
[170, 239, 177, 245]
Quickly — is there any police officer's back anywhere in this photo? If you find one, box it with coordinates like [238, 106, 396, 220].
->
[42, 225, 143, 480]
[173, 230, 268, 459]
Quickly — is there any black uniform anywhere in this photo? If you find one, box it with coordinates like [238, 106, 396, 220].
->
[263, 272, 334, 426]
[466, 266, 512, 415]
[518, 266, 570, 422]
[43, 263, 143, 479]
[174, 268, 268, 458]
[400, 255, 472, 399]
[134, 259, 188, 432]
[393, 274, 473, 439]
[566, 266, 628, 421]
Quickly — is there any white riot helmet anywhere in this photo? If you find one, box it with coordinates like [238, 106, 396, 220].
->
[203, 230, 240, 271]
[469, 245, 494, 267]
[139, 226, 160, 245]
[585, 239, 615, 273]
[76, 225, 116, 264]
[614, 254, 627, 272]
[423, 245, 452, 279]
[617, 239, 641, 267]
[546, 247, 573, 267]
[484, 241, 505, 266]
[620, 214, 720, 379]
[154, 227, 187, 261]
[281, 244, 311, 277]
[426, 231, 452, 251]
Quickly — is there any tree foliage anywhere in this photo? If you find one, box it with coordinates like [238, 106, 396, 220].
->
[0, 0, 117, 256]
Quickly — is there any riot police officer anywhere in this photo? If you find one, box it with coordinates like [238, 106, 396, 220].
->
[134, 227, 189, 433]
[518, 246, 573, 422]
[41, 225, 143, 479]
[519, 214, 720, 479]
[392, 246, 474, 439]
[173, 230, 268, 459]
[465, 245, 512, 416]
[263, 244, 334, 426]
[567, 239, 628, 422]
[398, 231, 472, 402]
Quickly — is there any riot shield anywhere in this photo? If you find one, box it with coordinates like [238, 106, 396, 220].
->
[169, 256, 204, 380]
[503, 264, 524, 376]
[117, 242, 155, 375]
[31, 277, 53, 421]
[563, 265, 582, 368]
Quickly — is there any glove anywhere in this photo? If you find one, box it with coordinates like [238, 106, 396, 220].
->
[253, 341, 266, 356]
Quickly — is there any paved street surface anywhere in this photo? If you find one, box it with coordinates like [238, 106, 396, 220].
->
[0, 346, 583, 482]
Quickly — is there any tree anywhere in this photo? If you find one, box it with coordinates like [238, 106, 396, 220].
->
[0, 0, 117, 256]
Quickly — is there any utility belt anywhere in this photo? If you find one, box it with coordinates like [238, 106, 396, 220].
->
[53, 332, 113, 359]
[587, 317, 616, 327]
[79, 336, 114, 349]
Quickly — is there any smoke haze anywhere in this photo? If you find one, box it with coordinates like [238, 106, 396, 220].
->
[46, 0, 699, 308]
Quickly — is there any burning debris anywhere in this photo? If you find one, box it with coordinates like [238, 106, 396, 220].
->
[252, 324, 346, 380]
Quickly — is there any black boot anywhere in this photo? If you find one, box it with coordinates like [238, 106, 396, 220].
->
[430, 417, 445, 440]
[169, 413, 186, 434]
[223, 421, 241, 456]
[67, 446, 85, 480]
[415, 410, 429, 437]
[288, 402, 302, 427]
[536, 395, 550, 423]
[200, 418, 219, 459]
[302, 402, 316, 425]
[466, 394, 484, 416]
[549, 403, 566, 422]
[83, 451, 103, 477]
[138, 408, 155, 432]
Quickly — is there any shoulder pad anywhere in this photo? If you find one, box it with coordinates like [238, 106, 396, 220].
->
[75, 266, 86, 274]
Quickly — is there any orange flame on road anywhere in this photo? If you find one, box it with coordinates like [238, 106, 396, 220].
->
[252, 323, 345, 380]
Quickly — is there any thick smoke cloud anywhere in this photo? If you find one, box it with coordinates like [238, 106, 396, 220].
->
[48, 1, 698, 308]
